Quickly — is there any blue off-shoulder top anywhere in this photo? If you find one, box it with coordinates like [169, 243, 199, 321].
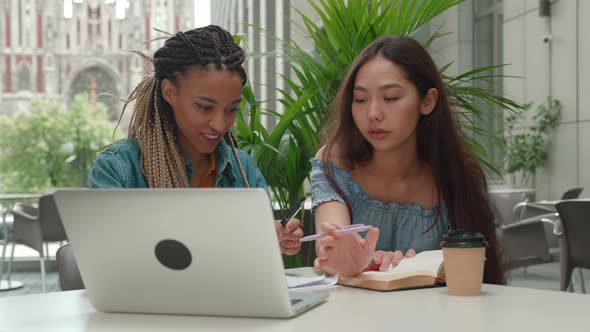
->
[310, 158, 449, 253]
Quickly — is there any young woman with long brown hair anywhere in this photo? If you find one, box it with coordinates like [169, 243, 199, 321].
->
[311, 36, 504, 284]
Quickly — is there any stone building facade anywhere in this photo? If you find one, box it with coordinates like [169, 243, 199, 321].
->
[0, 0, 194, 120]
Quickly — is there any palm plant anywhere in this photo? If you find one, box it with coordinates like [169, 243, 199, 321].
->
[234, 84, 314, 267]
[234, 0, 525, 267]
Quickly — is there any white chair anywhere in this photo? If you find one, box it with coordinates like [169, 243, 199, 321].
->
[1, 192, 68, 292]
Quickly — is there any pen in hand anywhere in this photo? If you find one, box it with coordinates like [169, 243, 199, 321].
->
[280, 196, 307, 228]
[299, 224, 372, 242]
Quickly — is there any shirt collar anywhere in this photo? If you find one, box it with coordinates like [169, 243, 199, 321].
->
[215, 137, 234, 183]
[182, 137, 235, 183]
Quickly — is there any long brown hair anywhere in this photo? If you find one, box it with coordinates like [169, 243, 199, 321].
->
[321, 36, 504, 284]
[114, 25, 249, 188]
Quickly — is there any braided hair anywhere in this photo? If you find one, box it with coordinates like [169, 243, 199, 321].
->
[115, 25, 249, 188]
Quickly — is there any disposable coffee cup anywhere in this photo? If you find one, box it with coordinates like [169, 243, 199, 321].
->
[440, 229, 487, 296]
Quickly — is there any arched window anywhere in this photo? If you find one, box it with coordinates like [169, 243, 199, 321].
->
[69, 66, 119, 120]
[16, 65, 31, 91]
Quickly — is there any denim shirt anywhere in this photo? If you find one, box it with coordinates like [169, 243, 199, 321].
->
[309, 158, 449, 254]
[89, 138, 268, 190]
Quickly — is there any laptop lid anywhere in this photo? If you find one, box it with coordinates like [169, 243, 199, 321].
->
[54, 188, 325, 318]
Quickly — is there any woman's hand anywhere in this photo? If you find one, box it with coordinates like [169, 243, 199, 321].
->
[274, 218, 304, 255]
[366, 248, 417, 271]
[313, 223, 380, 277]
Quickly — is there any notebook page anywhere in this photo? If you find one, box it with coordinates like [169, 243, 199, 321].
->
[363, 250, 443, 276]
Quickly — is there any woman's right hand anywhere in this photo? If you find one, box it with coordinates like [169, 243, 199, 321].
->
[313, 223, 380, 277]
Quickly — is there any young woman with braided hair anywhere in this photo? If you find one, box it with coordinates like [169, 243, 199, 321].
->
[89, 25, 303, 255]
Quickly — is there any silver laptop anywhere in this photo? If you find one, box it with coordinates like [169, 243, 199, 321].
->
[53, 188, 327, 318]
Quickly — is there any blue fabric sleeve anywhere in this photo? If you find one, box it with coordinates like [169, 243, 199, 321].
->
[309, 158, 349, 210]
[89, 151, 126, 188]
[237, 150, 269, 191]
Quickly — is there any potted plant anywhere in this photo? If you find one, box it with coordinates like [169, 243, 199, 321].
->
[501, 97, 561, 188]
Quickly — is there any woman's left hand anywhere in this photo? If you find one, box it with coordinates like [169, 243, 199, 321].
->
[274, 218, 304, 255]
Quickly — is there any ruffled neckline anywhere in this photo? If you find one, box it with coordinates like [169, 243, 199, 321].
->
[310, 158, 444, 217]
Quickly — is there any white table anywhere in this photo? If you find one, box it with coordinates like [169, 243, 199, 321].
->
[488, 188, 536, 195]
[0, 193, 41, 291]
[0, 194, 42, 201]
[535, 198, 590, 207]
[0, 284, 589, 331]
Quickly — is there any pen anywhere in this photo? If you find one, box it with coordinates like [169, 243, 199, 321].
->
[299, 224, 372, 242]
[280, 196, 307, 227]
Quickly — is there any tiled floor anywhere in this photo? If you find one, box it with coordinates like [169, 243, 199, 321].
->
[0, 270, 60, 297]
[508, 263, 589, 293]
[0, 243, 62, 297]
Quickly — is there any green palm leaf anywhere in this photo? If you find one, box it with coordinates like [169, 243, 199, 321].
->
[234, 0, 526, 267]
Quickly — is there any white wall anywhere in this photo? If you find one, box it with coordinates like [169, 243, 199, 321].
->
[433, 0, 588, 200]
[430, 2, 473, 77]
[503, 0, 589, 200]
[578, 0, 590, 200]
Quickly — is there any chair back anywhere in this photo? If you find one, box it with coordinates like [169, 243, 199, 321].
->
[555, 201, 590, 269]
[56, 243, 84, 291]
[17, 203, 38, 217]
[561, 188, 584, 200]
[489, 189, 535, 225]
[501, 220, 551, 269]
[555, 200, 590, 291]
[38, 193, 67, 242]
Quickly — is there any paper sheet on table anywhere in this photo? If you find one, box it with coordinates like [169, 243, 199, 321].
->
[286, 274, 338, 289]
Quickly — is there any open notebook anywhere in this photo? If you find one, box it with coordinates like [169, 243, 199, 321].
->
[338, 250, 444, 291]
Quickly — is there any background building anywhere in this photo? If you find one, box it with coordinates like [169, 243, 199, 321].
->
[2, 0, 585, 200]
[0, 0, 195, 120]
[213, 0, 589, 201]
[503, 0, 588, 201]
[211, 0, 323, 129]
[434, 0, 589, 200]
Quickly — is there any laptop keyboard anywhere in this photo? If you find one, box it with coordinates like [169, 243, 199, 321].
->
[290, 299, 303, 306]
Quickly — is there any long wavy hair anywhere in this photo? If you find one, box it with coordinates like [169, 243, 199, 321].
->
[321, 36, 505, 285]
[114, 25, 249, 188]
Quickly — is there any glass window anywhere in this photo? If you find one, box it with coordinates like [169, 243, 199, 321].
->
[155, 0, 169, 30]
[475, 0, 498, 13]
[16, 65, 31, 91]
[473, 0, 503, 176]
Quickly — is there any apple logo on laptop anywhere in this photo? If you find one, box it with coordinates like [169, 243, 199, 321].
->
[155, 239, 192, 270]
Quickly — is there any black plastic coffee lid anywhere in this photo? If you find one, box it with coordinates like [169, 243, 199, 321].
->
[440, 229, 488, 248]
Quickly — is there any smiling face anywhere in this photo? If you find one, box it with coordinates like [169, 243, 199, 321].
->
[161, 66, 243, 158]
[351, 55, 437, 154]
